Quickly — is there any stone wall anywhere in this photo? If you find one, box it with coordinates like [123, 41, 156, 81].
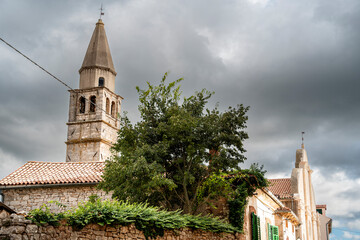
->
[2, 185, 111, 213]
[0, 213, 242, 240]
[66, 87, 121, 162]
[196, 197, 229, 221]
[66, 87, 122, 162]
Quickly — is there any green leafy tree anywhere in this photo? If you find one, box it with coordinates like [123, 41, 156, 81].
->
[99, 73, 249, 214]
[197, 163, 268, 230]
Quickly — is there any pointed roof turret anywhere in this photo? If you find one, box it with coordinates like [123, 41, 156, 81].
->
[79, 19, 116, 75]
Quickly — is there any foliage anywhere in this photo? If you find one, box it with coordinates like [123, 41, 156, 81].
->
[227, 182, 249, 230]
[28, 199, 239, 240]
[88, 194, 100, 203]
[99, 73, 249, 214]
[26, 203, 65, 227]
[197, 163, 269, 230]
[48, 200, 67, 210]
[196, 172, 233, 204]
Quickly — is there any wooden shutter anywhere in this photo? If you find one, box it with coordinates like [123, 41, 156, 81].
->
[252, 213, 257, 240]
[257, 216, 261, 240]
[267, 223, 272, 240]
[272, 226, 279, 240]
[252, 213, 261, 240]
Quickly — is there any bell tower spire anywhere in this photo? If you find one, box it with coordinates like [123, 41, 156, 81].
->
[65, 19, 123, 162]
[79, 19, 116, 91]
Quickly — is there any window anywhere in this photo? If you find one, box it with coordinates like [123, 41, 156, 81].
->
[90, 96, 96, 112]
[111, 101, 115, 117]
[99, 77, 105, 87]
[267, 223, 279, 240]
[252, 212, 261, 240]
[79, 97, 86, 113]
[106, 98, 110, 114]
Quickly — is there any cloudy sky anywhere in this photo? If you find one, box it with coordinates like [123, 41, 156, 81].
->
[1, 0, 360, 238]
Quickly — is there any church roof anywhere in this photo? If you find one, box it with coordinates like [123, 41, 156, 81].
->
[79, 19, 116, 75]
[0, 161, 105, 187]
[267, 178, 293, 199]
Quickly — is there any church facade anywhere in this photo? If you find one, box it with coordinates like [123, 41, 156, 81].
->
[265, 145, 328, 240]
[0, 18, 331, 239]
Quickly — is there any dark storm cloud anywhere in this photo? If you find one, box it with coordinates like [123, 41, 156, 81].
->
[1, 0, 360, 236]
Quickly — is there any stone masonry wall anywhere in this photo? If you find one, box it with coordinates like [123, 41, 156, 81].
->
[2, 185, 111, 213]
[66, 87, 121, 162]
[0, 213, 242, 240]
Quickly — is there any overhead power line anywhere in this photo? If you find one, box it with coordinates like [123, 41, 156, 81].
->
[0, 37, 117, 119]
[0, 37, 74, 90]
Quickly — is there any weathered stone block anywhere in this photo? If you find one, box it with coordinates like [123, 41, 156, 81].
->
[26, 224, 38, 234]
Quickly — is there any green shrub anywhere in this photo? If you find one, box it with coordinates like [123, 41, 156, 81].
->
[27, 199, 238, 240]
[27, 203, 64, 227]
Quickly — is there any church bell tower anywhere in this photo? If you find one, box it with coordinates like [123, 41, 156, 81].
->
[65, 19, 123, 162]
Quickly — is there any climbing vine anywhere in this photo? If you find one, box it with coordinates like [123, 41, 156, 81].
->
[197, 163, 269, 230]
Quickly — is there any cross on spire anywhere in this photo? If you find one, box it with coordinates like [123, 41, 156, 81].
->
[99, 4, 105, 19]
[301, 131, 305, 149]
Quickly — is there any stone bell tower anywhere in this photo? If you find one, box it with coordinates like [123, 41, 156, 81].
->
[65, 19, 123, 162]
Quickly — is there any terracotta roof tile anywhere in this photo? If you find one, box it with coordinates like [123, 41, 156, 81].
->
[0, 161, 105, 186]
[268, 178, 293, 199]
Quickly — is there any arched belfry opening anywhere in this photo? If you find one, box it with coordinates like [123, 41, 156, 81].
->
[79, 97, 86, 113]
[111, 101, 115, 117]
[106, 98, 110, 114]
[90, 96, 96, 112]
[99, 77, 105, 87]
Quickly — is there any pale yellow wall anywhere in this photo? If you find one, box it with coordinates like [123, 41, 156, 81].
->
[319, 214, 331, 240]
[243, 190, 297, 240]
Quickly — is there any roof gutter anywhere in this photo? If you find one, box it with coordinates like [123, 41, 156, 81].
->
[0, 182, 98, 190]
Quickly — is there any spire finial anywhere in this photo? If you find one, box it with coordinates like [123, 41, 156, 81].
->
[99, 4, 105, 19]
[301, 131, 305, 149]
